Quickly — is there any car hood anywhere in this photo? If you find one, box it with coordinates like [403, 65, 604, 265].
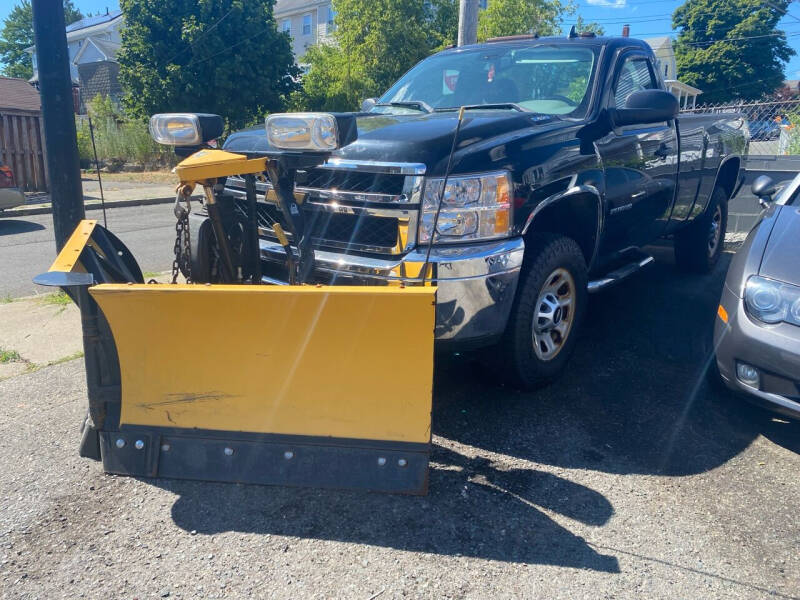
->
[759, 204, 800, 284]
[224, 111, 562, 176]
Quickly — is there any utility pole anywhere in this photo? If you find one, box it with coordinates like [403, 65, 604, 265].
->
[32, 0, 84, 251]
[458, 0, 479, 46]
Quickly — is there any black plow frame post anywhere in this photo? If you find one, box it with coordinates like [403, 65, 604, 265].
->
[32, 0, 85, 250]
[244, 174, 262, 283]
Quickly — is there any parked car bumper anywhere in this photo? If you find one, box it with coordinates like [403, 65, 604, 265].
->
[259, 237, 525, 348]
[714, 283, 800, 419]
[0, 187, 25, 211]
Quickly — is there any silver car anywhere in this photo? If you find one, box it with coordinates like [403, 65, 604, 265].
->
[0, 161, 25, 212]
[714, 174, 800, 419]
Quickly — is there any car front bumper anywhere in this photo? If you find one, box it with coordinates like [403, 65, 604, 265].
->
[714, 283, 800, 419]
[0, 187, 25, 211]
[260, 237, 525, 348]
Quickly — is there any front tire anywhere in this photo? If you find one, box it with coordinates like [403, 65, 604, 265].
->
[674, 187, 728, 273]
[499, 233, 588, 390]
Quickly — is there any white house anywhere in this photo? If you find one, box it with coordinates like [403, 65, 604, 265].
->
[644, 35, 703, 109]
[274, 0, 336, 66]
[27, 10, 124, 113]
[28, 10, 123, 86]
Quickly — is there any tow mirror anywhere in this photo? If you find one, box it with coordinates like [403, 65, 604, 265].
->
[361, 97, 377, 112]
[610, 89, 678, 128]
[752, 175, 776, 208]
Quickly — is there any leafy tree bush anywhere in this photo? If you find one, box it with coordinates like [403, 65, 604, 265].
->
[673, 0, 795, 102]
[477, 0, 571, 41]
[118, 0, 297, 130]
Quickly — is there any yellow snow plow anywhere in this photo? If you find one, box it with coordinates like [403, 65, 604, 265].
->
[35, 113, 436, 494]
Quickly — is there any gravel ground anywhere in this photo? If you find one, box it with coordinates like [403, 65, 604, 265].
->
[1, 247, 799, 599]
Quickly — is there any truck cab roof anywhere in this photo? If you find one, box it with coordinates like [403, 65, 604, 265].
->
[445, 35, 654, 55]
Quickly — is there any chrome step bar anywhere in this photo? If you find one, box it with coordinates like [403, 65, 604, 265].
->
[587, 254, 654, 293]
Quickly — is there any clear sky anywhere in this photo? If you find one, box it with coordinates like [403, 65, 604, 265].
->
[4, 0, 800, 81]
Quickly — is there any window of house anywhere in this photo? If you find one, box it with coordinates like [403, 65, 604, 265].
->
[302, 13, 312, 35]
[613, 56, 656, 109]
[282, 19, 291, 34]
[327, 6, 336, 28]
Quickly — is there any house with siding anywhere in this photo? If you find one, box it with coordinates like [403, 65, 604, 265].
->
[27, 10, 124, 114]
[274, 0, 336, 67]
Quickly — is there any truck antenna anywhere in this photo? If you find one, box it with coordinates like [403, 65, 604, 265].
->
[419, 105, 467, 284]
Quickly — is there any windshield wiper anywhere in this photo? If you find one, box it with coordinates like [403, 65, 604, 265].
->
[433, 103, 529, 113]
[373, 101, 434, 114]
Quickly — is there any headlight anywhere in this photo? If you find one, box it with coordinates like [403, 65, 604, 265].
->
[266, 112, 357, 152]
[419, 172, 512, 244]
[744, 276, 800, 326]
[149, 113, 223, 146]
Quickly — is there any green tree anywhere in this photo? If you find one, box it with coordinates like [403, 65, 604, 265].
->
[575, 15, 605, 36]
[477, 0, 572, 41]
[298, 0, 437, 111]
[0, 0, 83, 79]
[117, 0, 297, 130]
[673, 0, 794, 102]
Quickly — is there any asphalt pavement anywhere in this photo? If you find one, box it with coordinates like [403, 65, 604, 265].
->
[0, 244, 798, 599]
[0, 204, 176, 298]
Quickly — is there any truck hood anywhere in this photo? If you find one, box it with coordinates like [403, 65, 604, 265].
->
[759, 204, 800, 285]
[224, 111, 563, 176]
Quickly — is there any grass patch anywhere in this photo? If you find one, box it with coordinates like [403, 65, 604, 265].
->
[0, 294, 14, 304]
[0, 348, 22, 363]
[142, 271, 164, 279]
[39, 291, 72, 306]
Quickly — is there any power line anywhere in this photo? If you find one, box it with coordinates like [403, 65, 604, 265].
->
[166, 6, 236, 64]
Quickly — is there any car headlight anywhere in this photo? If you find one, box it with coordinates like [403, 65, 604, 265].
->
[265, 112, 357, 152]
[419, 172, 512, 244]
[149, 113, 223, 146]
[744, 276, 800, 326]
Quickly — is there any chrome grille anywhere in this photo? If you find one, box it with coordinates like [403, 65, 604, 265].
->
[225, 159, 425, 256]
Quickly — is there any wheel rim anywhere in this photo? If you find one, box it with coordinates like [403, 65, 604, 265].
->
[532, 268, 576, 361]
[708, 204, 722, 257]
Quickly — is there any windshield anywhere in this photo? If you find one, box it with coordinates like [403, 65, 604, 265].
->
[376, 44, 599, 117]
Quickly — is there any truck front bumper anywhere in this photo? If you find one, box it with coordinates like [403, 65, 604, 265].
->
[260, 237, 525, 348]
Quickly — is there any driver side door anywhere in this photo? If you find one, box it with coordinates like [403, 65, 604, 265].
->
[596, 52, 679, 254]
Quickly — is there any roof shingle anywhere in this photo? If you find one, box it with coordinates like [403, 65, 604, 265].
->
[0, 77, 41, 113]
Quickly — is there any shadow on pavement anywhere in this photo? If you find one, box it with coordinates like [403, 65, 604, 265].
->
[161, 442, 619, 570]
[0, 219, 45, 236]
[436, 249, 794, 476]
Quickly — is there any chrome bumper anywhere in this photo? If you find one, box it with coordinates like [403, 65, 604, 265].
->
[260, 238, 525, 346]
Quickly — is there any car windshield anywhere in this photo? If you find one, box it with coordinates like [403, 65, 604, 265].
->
[376, 44, 599, 117]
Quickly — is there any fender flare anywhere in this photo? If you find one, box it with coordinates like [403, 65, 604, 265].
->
[521, 184, 604, 271]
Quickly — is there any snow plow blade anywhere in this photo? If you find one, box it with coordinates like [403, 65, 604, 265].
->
[35, 220, 436, 494]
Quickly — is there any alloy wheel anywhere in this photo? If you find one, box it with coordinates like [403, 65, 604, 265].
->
[532, 268, 576, 361]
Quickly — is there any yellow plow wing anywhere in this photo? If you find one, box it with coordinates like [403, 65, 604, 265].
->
[37, 220, 436, 494]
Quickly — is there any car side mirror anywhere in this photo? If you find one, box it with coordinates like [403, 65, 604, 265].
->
[751, 175, 776, 208]
[610, 89, 679, 128]
[361, 97, 377, 112]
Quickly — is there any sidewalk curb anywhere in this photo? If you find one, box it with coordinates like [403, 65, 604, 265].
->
[4, 196, 175, 218]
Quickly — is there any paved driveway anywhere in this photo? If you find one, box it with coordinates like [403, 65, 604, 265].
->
[1, 247, 798, 599]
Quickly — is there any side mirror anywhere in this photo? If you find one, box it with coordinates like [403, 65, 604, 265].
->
[751, 175, 776, 208]
[611, 89, 679, 128]
[361, 97, 377, 112]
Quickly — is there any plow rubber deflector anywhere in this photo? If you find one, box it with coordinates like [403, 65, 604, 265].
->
[92, 284, 435, 494]
[37, 220, 436, 494]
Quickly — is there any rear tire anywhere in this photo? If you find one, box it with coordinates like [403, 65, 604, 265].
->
[498, 233, 588, 390]
[674, 187, 728, 273]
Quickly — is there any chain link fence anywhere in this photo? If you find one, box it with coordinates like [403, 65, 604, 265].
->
[681, 99, 800, 156]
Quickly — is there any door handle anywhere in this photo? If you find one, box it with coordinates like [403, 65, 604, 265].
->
[631, 190, 646, 199]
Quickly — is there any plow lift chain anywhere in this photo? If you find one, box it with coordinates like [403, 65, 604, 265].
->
[171, 185, 193, 284]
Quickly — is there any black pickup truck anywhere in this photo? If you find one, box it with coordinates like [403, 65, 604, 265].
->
[213, 34, 747, 388]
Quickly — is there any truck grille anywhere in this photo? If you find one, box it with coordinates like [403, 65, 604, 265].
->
[232, 199, 400, 249]
[225, 160, 425, 256]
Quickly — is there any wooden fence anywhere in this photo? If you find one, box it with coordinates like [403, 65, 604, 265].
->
[0, 110, 48, 192]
